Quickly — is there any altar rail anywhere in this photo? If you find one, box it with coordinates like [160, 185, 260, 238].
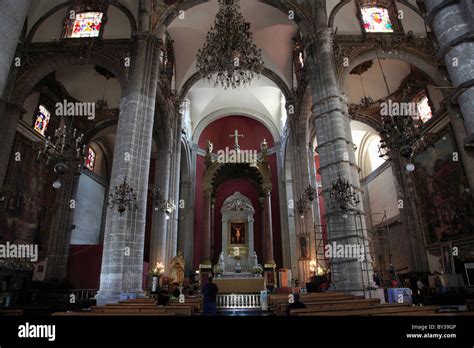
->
[69, 289, 97, 300]
[217, 294, 261, 309]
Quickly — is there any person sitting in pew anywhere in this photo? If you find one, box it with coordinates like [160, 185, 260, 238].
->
[157, 290, 170, 306]
[286, 293, 306, 316]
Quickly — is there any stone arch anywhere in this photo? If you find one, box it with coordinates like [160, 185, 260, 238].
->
[25, 0, 138, 43]
[329, 0, 423, 29]
[10, 53, 128, 106]
[338, 49, 449, 91]
[160, 0, 313, 41]
[192, 109, 281, 146]
[178, 67, 293, 110]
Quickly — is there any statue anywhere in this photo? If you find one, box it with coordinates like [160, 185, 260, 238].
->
[261, 139, 268, 155]
[252, 251, 259, 267]
[206, 139, 213, 154]
[169, 251, 185, 283]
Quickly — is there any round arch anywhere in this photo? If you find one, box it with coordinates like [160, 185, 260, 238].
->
[178, 67, 293, 108]
[338, 49, 449, 91]
[160, 0, 313, 40]
[10, 54, 128, 106]
[25, 0, 138, 44]
[192, 108, 281, 146]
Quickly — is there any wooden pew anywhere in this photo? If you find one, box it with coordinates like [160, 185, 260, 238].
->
[91, 304, 193, 316]
[53, 311, 174, 316]
[270, 294, 359, 311]
[297, 305, 440, 316]
[274, 296, 368, 315]
[290, 303, 409, 316]
[0, 309, 23, 316]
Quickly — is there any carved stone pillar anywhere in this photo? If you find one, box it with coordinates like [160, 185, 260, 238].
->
[96, 32, 161, 305]
[202, 187, 212, 265]
[0, 0, 30, 95]
[263, 189, 274, 265]
[309, 28, 375, 292]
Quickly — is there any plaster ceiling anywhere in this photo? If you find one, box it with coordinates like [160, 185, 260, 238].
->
[167, 0, 298, 90]
[344, 59, 412, 104]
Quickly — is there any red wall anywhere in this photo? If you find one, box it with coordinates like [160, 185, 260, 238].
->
[194, 116, 282, 268]
[67, 245, 103, 289]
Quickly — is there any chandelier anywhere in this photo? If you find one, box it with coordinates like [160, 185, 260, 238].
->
[378, 113, 434, 172]
[37, 125, 87, 189]
[329, 174, 360, 211]
[295, 185, 318, 218]
[108, 177, 138, 214]
[151, 187, 176, 220]
[196, 0, 263, 89]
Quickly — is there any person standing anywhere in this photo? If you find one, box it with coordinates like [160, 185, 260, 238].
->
[202, 276, 219, 315]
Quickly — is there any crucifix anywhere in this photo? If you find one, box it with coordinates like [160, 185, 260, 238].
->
[230, 129, 244, 151]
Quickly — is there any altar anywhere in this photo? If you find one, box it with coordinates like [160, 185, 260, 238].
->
[213, 277, 266, 294]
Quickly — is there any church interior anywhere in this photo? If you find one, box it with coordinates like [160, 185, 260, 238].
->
[0, 0, 474, 322]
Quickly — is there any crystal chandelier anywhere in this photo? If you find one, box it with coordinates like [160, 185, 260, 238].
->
[37, 125, 87, 189]
[196, 0, 263, 89]
[108, 177, 138, 214]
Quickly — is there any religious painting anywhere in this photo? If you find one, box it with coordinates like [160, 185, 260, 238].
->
[360, 7, 394, 33]
[230, 222, 246, 245]
[33, 105, 50, 136]
[413, 132, 474, 245]
[299, 236, 309, 259]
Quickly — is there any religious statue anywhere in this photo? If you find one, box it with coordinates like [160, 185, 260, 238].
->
[216, 252, 225, 273]
[261, 138, 268, 155]
[252, 251, 259, 267]
[206, 139, 213, 154]
[230, 223, 245, 244]
[169, 251, 185, 283]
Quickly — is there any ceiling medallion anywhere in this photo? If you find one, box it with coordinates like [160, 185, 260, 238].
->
[196, 0, 263, 89]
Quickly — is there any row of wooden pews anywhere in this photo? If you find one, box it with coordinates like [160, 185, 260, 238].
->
[53, 297, 202, 316]
[268, 292, 444, 316]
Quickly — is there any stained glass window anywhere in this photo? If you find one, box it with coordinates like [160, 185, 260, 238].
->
[86, 148, 96, 171]
[416, 95, 433, 123]
[34, 105, 50, 136]
[361, 7, 394, 33]
[63, 12, 103, 38]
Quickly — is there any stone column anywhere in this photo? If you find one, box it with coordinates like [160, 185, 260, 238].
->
[309, 28, 374, 292]
[96, 32, 161, 305]
[425, 0, 474, 191]
[202, 188, 212, 265]
[45, 173, 77, 281]
[0, 0, 30, 95]
[0, 0, 31, 186]
[0, 103, 25, 185]
[149, 120, 172, 275]
[263, 189, 274, 264]
[426, 0, 474, 138]
[165, 108, 182, 265]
